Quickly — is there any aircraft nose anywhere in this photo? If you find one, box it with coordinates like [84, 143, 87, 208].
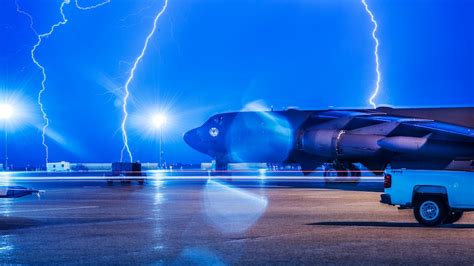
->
[184, 127, 223, 157]
[183, 128, 199, 149]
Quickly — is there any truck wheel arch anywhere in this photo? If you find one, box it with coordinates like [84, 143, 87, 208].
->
[412, 185, 449, 205]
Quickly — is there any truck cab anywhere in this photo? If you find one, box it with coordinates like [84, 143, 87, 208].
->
[381, 169, 474, 226]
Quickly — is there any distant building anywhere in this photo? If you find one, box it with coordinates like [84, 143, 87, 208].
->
[47, 161, 71, 172]
[228, 163, 268, 171]
[140, 163, 159, 171]
[201, 161, 268, 171]
[70, 163, 112, 172]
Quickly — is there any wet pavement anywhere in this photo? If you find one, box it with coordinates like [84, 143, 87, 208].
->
[0, 176, 473, 264]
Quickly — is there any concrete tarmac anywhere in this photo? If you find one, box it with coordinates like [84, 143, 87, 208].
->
[0, 177, 473, 265]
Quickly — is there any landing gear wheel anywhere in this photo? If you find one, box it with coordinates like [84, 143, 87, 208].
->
[346, 163, 361, 184]
[444, 211, 463, 224]
[347, 163, 361, 177]
[212, 161, 230, 176]
[324, 163, 360, 185]
[323, 164, 348, 183]
[414, 198, 448, 226]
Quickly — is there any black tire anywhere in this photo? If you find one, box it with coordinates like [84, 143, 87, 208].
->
[324, 163, 360, 185]
[346, 163, 361, 185]
[414, 197, 448, 226]
[444, 211, 464, 224]
[347, 163, 361, 177]
[213, 161, 231, 176]
[324, 164, 348, 183]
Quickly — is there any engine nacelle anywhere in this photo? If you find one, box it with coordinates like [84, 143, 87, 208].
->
[300, 129, 384, 159]
[300, 129, 341, 158]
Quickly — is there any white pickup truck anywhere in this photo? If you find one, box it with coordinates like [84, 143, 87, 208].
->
[380, 169, 474, 226]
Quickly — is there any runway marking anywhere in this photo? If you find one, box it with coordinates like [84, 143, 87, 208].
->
[1, 176, 384, 181]
[0, 206, 99, 214]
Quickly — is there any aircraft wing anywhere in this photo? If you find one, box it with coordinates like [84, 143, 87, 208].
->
[0, 186, 42, 199]
[360, 115, 474, 142]
[404, 121, 474, 142]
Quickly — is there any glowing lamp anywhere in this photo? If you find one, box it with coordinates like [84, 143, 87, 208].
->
[152, 114, 167, 129]
[0, 104, 13, 120]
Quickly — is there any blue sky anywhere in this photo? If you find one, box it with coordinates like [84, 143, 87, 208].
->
[0, 0, 473, 167]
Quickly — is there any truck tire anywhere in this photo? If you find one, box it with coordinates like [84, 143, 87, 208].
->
[414, 197, 448, 226]
[443, 211, 463, 224]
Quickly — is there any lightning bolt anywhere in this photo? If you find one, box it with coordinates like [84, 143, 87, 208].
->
[14, 0, 38, 35]
[16, 0, 111, 166]
[75, 0, 111, 10]
[120, 0, 169, 162]
[17, 0, 71, 166]
[361, 0, 381, 109]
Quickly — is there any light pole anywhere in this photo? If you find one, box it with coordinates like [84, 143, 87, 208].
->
[152, 114, 167, 169]
[4, 121, 7, 171]
[0, 104, 13, 170]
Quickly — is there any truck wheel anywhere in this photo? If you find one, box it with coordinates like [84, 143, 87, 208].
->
[444, 211, 463, 224]
[414, 198, 448, 226]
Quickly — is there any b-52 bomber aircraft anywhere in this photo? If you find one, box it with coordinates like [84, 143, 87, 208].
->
[184, 107, 474, 177]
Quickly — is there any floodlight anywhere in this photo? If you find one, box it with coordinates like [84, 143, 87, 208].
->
[152, 113, 167, 128]
[0, 104, 13, 120]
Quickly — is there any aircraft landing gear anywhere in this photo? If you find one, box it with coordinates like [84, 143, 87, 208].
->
[347, 163, 361, 177]
[212, 161, 231, 176]
[323, 162, 360, 184]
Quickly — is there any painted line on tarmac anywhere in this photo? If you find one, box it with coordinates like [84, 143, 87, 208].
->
[1, 176, 384, 181]
[0, 205, 99, 214]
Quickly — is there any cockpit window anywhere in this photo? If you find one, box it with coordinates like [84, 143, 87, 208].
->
[213, 116, 224, 125]
[207, 115, 225, 126]
[203, 116, 226, 138]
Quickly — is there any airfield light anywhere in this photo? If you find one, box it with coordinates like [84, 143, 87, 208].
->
[0, 104, 13, 120]
[259, 168, 267, 178]
[152, 113, 167, 128]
